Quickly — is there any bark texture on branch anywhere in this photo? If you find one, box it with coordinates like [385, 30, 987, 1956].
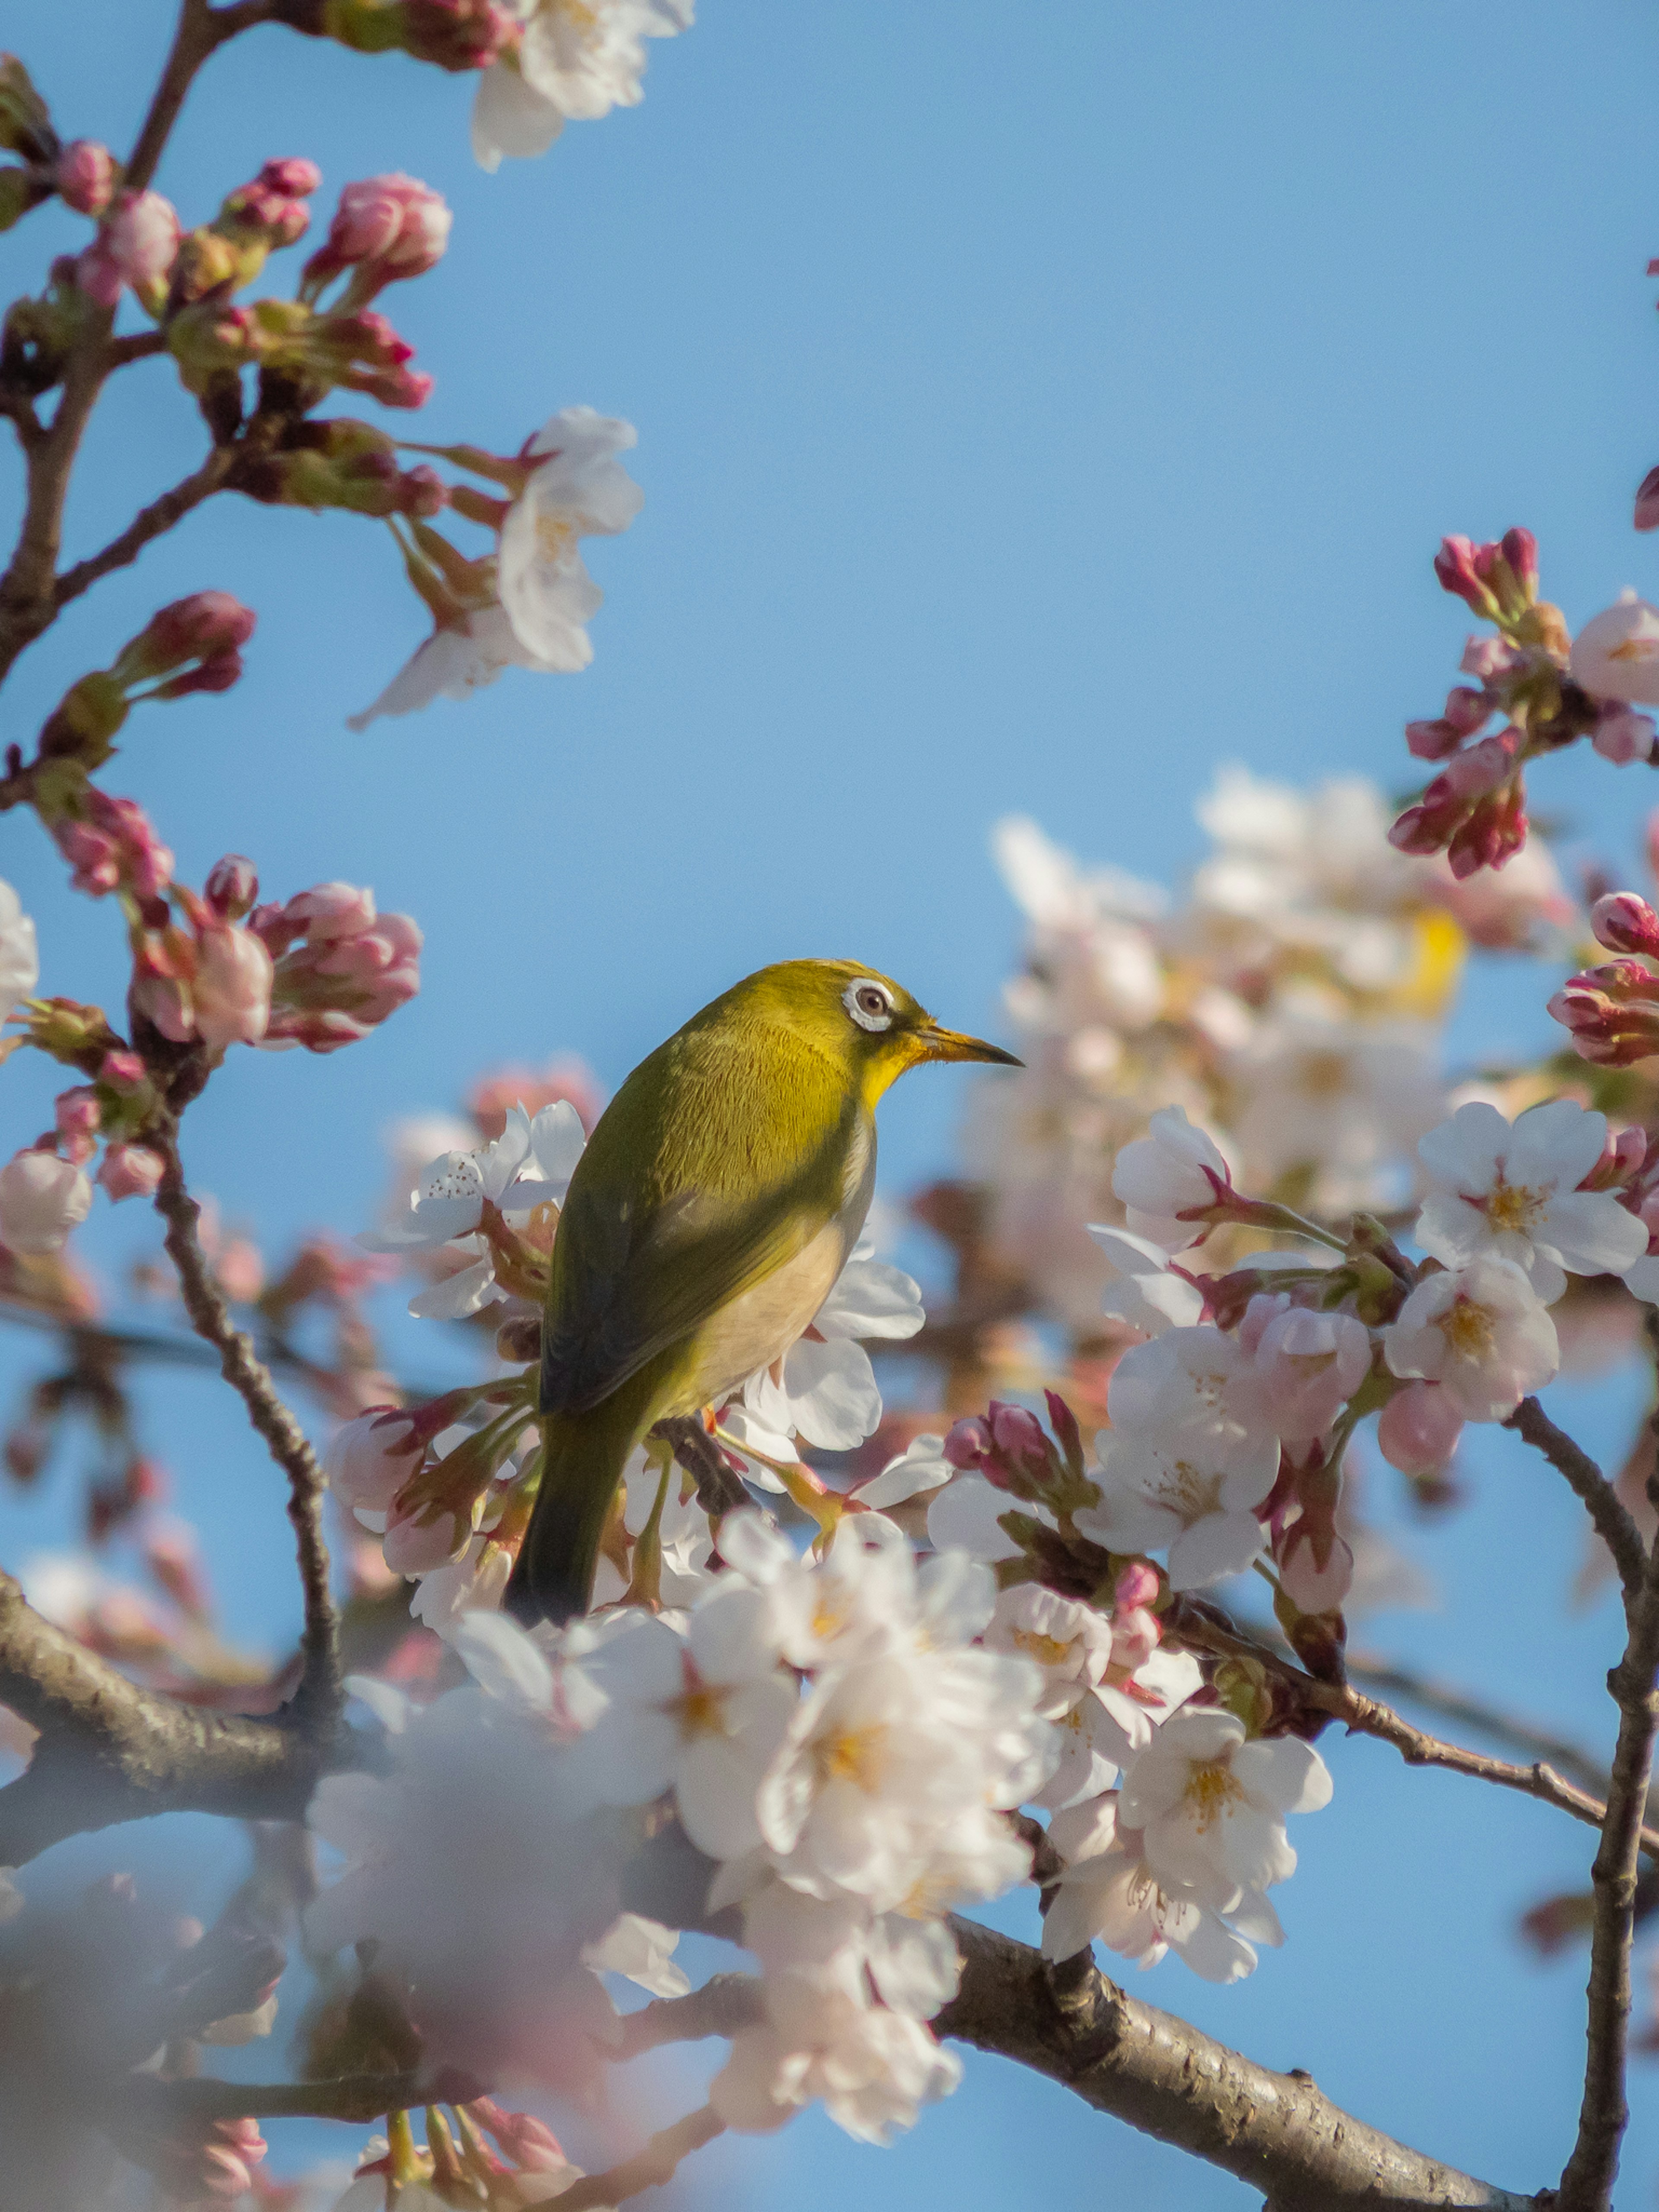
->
[0, 1568, 324, 1862]
[937, 1918, 1541, 2212]
[1506, 1398, 1645, 1604]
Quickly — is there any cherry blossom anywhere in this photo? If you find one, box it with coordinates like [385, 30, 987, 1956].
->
[1041, 1793, 1266, 1983]
[1414, 1098, 1646, 1303]
[1570, 591, 1659, 708]
[1090, 1222, 1206, 1334]
[472, 0, 694, 173]
[1111, 1105, 1232, 1251]
[1117, 1707, 1332, 1917]
[0, 1150, 92, 1255]
[1383, 1252, 1559, 1421]
[0, 877, 39, 1023]
[498, 406, 644, 664]
[737, 1243, 923, 1452]
[1076, 1416, 1280, 1590]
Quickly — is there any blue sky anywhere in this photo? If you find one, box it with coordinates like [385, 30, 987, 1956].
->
[7, 1, 1659, 2203]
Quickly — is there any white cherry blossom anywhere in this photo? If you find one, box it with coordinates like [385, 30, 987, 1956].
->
[1383, 1252, 1559, 1421]
[1111, 1105, 1231, 1251]
[1117, 1708, 1331, 1919]
[472, 0, 694, 172]
[1570, 591, 1659, 708]
[851, 1431, 952, 1508]
[1090, 1222, 1206, 1335]
[1414, 1098, 1646, 1303]
[1041, 1794, 1266, 1984]
[0, 878, 38, 1024]
[347, 602, 575, 730]
[0, 1150, 92, 1255]
[498, 407, 643, 664]
[737, 1244, 923, 1451]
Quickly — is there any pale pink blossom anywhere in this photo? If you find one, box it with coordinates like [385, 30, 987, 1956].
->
[76, 188, 179, 305]
[96, 1143, 165, 1202]
[303, 173, 452, 299]
[1110, 1104, 1232, 1251]
[1376, 1379, 1464, 1475]
[326, 1408, 425, 1515]
[1571, 592, 1659, 708]
[1118, 1707, 1331, 1917]
[0, 1149, 92, 1254]
[1234, 1296, 1372, 1445]
[56, 139, 114, 216]
[191, 924, 273, 1049]
[1383, 1254, 1558, 1421]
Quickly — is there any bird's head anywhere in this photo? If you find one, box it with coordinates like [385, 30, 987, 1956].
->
[734, 959, 1022, 1106]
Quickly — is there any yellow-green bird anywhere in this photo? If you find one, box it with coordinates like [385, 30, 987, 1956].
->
[504, 958, 1020, 1626]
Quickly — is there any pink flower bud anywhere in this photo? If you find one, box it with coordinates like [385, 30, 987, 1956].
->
[943, 1415, 992, 1470]
[1499, 527, 1538, 601]
[1637, 466, 1659, 533]
[1377, 1380, 1464, 1477]
[261, 157, 322, 197]
[988, 1400, 1047, 1468]
[99, 1049, 146, 1092]
[1279, 1529, 1355, 1613]
[77, 188, 179, 305]
[1113, 1559, 1161, 1611]
[98, 1143, 165, 1201]
[282, 880, 378, 940]
[204, 854, 259, 922]
[1433, 535, 1501, 618]
[473, 2100, 567, 2173]
[1578, 1125, 1647, 1193]
[115, 591, 257, 687]
[192, 925, 273, 1049]
[1592, 891, 1659, 959]
[0, 1148, 92, 1254]
[326, 1407, 423, 1512]
[1444, 685, 1491, 736]
[1109, 1605, 1161, 1669]
[1593, 705, 1657, 766]
[1461, 634, 1522, 682]
[56, 139, 114, 217]
[304, 172, 452, 300]
[53, 1086, 102, 1163]
[1405, 718, 1464, 762]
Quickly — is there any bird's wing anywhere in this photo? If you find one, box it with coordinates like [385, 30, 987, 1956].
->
[540, 1170, 837, 1417]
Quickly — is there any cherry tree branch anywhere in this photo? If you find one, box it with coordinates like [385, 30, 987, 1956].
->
[0, 1566, 324, 1862]
[51, 448, 237, 614]
[610, 1974, 763, 2060]
[152, 1130, 343, 1738]
[937, 1919, 1535, 2211]
[1555, 1499, 1659, 2207]
[557, 2108, 725, 2212]
[1505, 1397, 1646, 1603]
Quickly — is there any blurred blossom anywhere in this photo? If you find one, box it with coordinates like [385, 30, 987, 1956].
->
[0, 1150, 91, 1255]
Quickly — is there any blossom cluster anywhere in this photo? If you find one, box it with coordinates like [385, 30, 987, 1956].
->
[1389, 527, 1659, 879]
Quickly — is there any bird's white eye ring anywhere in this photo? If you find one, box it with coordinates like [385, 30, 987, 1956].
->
[844, 979, 893, 1033]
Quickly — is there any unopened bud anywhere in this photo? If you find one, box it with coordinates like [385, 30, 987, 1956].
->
[1592, 704, 1657, 766]
[1592, 891, 1659, 959]
[1638, 467, 1659, 534]
[113, 591, 257, 689]
[204, 855, 259, 921]
[99, 1142, 165, 1201]
[0, 56, 56, 164]
[56, 140, 114, 217]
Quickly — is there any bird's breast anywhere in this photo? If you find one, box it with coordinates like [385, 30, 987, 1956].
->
[668, 1214, 852, 1419]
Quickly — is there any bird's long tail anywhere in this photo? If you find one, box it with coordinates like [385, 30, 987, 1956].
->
[505, 1379, 656, 1627]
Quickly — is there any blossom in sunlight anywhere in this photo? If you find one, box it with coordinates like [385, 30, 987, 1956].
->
[498, 406, 645, 663]
[0, 878, 38, 1023]
[472, 0, 694, 172]
[348, 600, 578, 729]
[362, 1098, 584, 1315]
[1570, 591, 1659, 708]
[1414, 1099, 1646, 1303]
[1090, 1223, 1205, 1335]
[301, 174, 453, 303]
[0, 1150, 92, 1255]
[1233, 1297, 1372, 1447]
[1111, 1106, 1233, 1252]
[251, 882, 423, 1051]
[1117, 1708, 1332, 1918]
[736, 1243, 924, 1453]
[1076, 1416, 1280, 1590]
[1040, 1793, 1264, 1984]
[1376, 1378, 1464, 1478]
[1383, 1253, 1558, 1421]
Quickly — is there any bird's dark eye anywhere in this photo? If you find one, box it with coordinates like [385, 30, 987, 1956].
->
[843, 978, 894, 1033]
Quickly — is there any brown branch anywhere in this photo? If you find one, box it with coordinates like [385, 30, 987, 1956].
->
[937, 1918, 1535, 2211]
[153, 1131, 343, 1737]
[610, 1974, 763, 2061]
[52, 448, 235, 612]
[1556, 1491, 1659, 2206]
[0, 1567, 323, 1862]
[1347, 1652, 1626, 1811]
[1305, 1680, 1659, 1861]
[1506, 1397, 1646, 1603]
[556, 2107, 725, 2212]
[118, 2067, 476, 2127]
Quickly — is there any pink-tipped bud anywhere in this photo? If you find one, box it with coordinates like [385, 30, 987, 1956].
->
[0, 1148, 92, 1254]
[1113, 1559, 1161, 1611]
[259, 156, 321, 198]
[53, 1086, 102, 1163]
[1592, 891, 1659, 959]
[988, 1400, 1048, 1469]
[1443, 685, 1492, 736]
[204, 854, 259, 922]
[1579, 1125, 1647, 1193]
[472, 2100, 566, 2173]
[192, 925, 273, 1050]
[942, 1415, 992, 1471]
[76, 188, 179, 305]
[1109, 1605, 1161, 1668]
[303, 172, 452, 300]
[56, 140, 114, 217]
[99, 1049, 147, 1092]
[98, 1143, 165, 1201]
[1548, 977, 1659, 1068]
[1638, 467, 1659, 533]
[1405, 718, 1464, 762]
[114, 591, 256, 690]
[1378, 1380, 1464, 1477]
[326, 1407, 423, 1513]
[1433, 535, 1501, 618]
[1499, 527, 1538, 601]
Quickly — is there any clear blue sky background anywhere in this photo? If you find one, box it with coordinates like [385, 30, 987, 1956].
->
[6, 2, 1659, 2203]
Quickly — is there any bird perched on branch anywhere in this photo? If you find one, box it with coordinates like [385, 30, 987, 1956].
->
[504, 958, 1020, 1626]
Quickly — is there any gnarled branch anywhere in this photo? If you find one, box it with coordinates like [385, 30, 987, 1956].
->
[937, 1918, 1536, 2212]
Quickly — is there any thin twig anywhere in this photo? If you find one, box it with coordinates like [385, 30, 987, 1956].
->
[1347, 1651, 1624, 1809]
[153, 1130, 343, 1735]
[556, 2107, 725, 2212]
[1555, 1369, 1659, 2208]
[610, 1974, 762, 2060]
[53, 448, 235, 611]
[1506, 1396, 1646, 1604]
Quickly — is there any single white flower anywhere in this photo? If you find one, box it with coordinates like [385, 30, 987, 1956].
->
[1117, 1708, 1330, 1920]
[1110, 1105, 1231, 1251]
[851, 1432, 952, 1508]
[1075, 1418, 1279, 1591]
[0, 878, 38, 1025]
[472, 0, 693, 172]
[1040, 1795, 1265, 1984]
[1233, 1297, 1373, 1446]
[1414, 1099, 1646, 1303]
[347, 601, 576, 730]
[0, 1149, 92, 1255]
[1089, 1222, 1207, 1335]
[982, 1584, 1113, 1720]
[1105, 1325, 1281, 1468]
[1570, 591, 1659, 708]
[719, 1509, 924, 1670]
[1383, 1252, 1559, 1421]
[498, 407, 643, 663]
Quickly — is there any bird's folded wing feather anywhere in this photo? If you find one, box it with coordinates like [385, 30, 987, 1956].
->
[540, 1170, 836, 1417]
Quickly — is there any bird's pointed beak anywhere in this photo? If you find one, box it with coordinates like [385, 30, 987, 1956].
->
[916, 1023, 1023, 1068]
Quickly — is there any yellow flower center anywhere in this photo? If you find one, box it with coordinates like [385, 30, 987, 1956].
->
[1483, 1178, 1545, 1234]
[1435, 1295, 1496, 1360]
[536, 511, 578, 564]
[672, 1682, 729, 1738]
[815, 1721, 890, 1793]
[812, 1589, 852, 1641]
[551, 0, 600, 33]
[1181, 1759, 1245, 1831]
[1010, 1627, 1076, 1666]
